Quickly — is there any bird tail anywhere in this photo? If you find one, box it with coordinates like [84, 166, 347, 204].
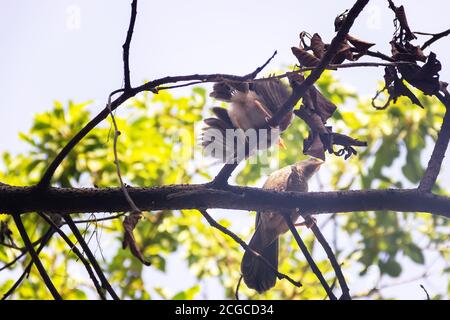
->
[241, 230, 278, 293]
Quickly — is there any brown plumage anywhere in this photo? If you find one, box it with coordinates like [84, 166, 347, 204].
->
[202, 79, 293, 163]
[241, 158, 323, 293]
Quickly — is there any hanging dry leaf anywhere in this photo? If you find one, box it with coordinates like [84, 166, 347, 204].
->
[122, 213, 152, 266]
[398, 52, 441, 95]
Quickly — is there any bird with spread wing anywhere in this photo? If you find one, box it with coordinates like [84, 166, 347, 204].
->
[201, 79, 293, 163]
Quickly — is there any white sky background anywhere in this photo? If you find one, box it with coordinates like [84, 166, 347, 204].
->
[1, 0, 449, 299]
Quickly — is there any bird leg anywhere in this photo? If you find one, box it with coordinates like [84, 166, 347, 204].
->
[255, 101, 287, 149]
[254, 100, 273, 119]
[294, 213, 317, 228]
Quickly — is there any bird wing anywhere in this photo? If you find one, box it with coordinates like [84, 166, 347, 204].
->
[251, 79, 290, 114]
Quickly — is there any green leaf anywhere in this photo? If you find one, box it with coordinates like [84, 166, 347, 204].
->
[172, 285, 200, 300]
[404, 243, 425, 264]
[378, 257, 402, 277]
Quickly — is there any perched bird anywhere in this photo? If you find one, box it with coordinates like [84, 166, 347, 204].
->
[241, 158, 323, 293]
[202, 79, 293, 163]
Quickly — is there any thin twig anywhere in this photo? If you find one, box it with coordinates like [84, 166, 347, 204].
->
[418, 93, 450, 192]
[1, 228, 55, 300]
[155, 61, 413, 91]
[352, 270, 432, 298]
[420, 284, 430, 300]
[416, 28, 450, 50]
[0, 250, 26, 271]
[11, 214, 62, 300]
[63, 215, 120, 300]
[71, 213, 127, 225]
[243, 50, 278, 79]
[122, 0, 138, 90]
[306, 216, 351, 300]
[156, 81, 205, 91]
[365, 50, 395, 62]
[198, 209, 302, 288]
[0, 235, 50, 272]
[107, 92, 141, 214]
[0, 241, 22, 251]
[37, 212, 107, 300]
[235, 275, 243, 300]
[282, 213, 337, 300]
[0, 228, 52, 272]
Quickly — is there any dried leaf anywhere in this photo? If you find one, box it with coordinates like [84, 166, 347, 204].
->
[291, 46, 320, 67]
[390, 79, 424, 108]
[391, 42, 426, 62]
[383, 66, 423, 108]
[399, 52, 441, 95]
[394, 5, 416, 41]
[122, 213, 151, 266]
[332, 41, 354, 64]
[306, 87, 338, 122]
[310, 33, 326, 59]
[303, 132, 326, 160]
[346, 34, 375, 53]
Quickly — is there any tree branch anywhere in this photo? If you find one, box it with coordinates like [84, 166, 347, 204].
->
[198, 209, 302, 288]
[1, 227, 55, 300]
[37, 213, 107, 300]
[63, 215, 120, 300]
[209, 163, 239, 187]
[2, 185, 449, 218]
[307, 217, 350, 300]
[122, 0, 138, 90]
[418, 94, 450, 192]
[417, 29, 450, 50]
[283, 214, 337, 300]
[11, 214, 62, 300]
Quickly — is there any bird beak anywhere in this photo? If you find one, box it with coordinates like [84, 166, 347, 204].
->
[277, 138, 287, 149]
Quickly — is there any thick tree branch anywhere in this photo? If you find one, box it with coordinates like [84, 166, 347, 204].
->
[1, 185, 449, 218]
[418, 94, 450, 192]
[268, 0, 370, 126]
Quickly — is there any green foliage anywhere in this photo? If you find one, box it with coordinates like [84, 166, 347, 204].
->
[0, 73, 448, 299]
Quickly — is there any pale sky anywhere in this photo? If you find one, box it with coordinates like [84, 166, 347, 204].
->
[1, 0, 449, 299]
